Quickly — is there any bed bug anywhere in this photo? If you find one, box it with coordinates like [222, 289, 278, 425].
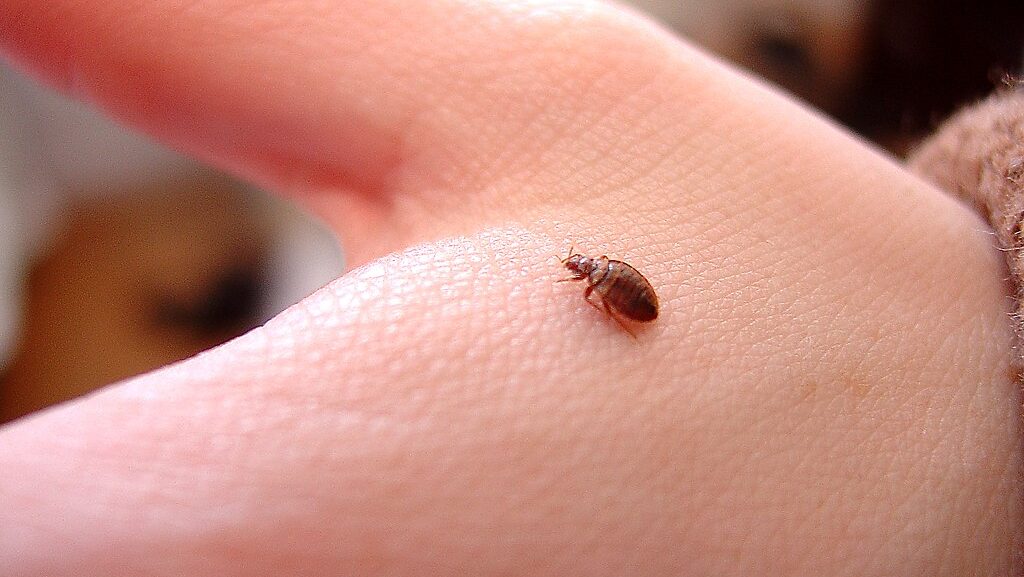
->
[557, 246, 659, 336]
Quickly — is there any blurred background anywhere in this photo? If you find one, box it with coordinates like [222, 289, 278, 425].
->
[0, 0, 1022, 422]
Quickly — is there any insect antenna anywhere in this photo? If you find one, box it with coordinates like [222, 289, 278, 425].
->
[553, 244, 577, 264]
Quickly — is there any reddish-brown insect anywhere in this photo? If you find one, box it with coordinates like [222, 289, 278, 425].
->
[557, 246, 659, 335]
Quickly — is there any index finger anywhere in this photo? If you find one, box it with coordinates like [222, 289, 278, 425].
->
[0, 0, 679, 262]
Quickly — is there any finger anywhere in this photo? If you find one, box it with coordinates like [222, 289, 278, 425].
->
[0, 0, 679, 263]
[1, 0, 901, 269]
[1, 226, 1020, 575]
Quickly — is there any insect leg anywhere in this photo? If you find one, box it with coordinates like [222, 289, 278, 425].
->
[584, 286, 637, 339]
[606, 308, 638, 339]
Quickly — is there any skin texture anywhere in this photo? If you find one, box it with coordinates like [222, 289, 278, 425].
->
[0, 1, 1021, 575]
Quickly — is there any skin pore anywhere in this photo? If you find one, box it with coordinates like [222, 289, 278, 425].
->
[0, 1, 1021, 575]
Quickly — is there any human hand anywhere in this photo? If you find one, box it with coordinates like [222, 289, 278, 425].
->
[1, 1, 1020, 575]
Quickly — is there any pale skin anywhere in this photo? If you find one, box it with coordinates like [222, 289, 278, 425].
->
[0, 1, 1021, 575]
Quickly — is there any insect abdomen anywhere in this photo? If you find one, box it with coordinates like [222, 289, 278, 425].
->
[595, 261, 659, 322]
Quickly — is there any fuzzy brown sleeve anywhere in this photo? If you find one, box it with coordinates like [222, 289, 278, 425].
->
[908, 88, 1024, 346]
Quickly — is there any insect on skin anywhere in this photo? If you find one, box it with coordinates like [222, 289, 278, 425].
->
[557, 246, 659, 336]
